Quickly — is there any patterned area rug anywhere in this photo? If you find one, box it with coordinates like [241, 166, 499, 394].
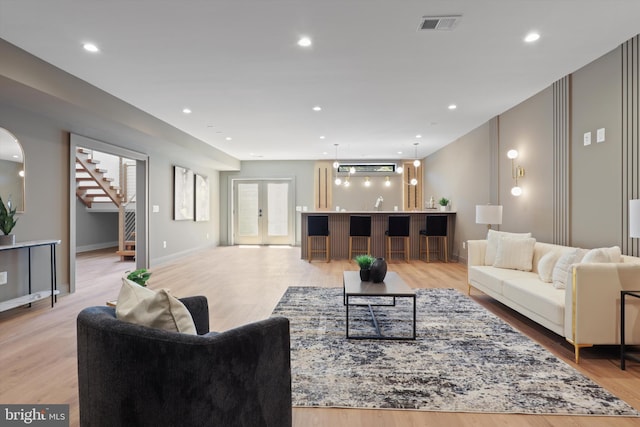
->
[271, 286, 639, 416]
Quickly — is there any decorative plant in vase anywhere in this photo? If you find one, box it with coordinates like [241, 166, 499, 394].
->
[354, 254, 375, 281]
[126, 268, 152, 287]
[438, 197, 450, 211]
[0, 196, 18, 245]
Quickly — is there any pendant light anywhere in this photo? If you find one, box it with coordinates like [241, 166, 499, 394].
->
[413, 142, 420, 167]
[333, 144, 342, 185]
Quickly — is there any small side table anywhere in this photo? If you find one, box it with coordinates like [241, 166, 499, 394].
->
[620, 290, 640, 370]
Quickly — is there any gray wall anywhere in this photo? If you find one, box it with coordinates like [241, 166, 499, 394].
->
[498, 86, 554, 242]
[332, 172, 403, 212]
[75, 199, 119, 252]
[423, 122, 492, 260]
[571, 48, 622, 249]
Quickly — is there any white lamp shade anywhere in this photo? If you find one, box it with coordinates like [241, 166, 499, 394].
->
[476, 205, 503, 225]
[630, 200, 640, 238]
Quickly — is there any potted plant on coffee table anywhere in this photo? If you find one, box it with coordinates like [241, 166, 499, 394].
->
[0, 196, 18, 245]
[354, 254, 375, 281]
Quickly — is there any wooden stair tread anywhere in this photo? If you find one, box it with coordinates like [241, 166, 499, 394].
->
[116, 250, 135, 256]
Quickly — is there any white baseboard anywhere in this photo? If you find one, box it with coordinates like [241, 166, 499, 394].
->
[76, 241, 118, 253]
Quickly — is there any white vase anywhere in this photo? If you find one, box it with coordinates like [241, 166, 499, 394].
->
[0, 234, 15, 245]
[439, 205, 448, 212]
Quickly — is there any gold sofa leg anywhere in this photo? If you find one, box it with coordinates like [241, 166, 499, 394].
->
[573, 343, 593, 364]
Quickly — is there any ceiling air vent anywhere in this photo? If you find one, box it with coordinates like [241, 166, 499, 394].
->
[418, 15, 461, 31]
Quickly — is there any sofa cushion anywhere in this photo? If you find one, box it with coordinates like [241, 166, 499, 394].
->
[468, 266, 533, 295]
[485, 230, 532, 266]
[493, 237, 536, 271]
[503, 278, 565, 326]
[552, 249, 587, 290]
[116, 278, 197, 334]
[537, 251, 563, 283]
[582, 246, 622, 263]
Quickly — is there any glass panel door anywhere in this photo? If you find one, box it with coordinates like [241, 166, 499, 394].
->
[233, 180, 293, 245]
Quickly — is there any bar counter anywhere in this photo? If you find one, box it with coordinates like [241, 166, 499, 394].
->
[301, 210, 456, 261]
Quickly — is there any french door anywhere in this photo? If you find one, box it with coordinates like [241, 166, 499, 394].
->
[233, 179, 293, 245]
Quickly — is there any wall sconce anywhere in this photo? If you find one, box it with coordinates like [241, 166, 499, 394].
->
[507, 149, 524, 196]
[364, 177, 371, 187]
[384, 176, 391, 187]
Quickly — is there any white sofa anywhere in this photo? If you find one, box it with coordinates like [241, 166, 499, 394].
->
[468, 235, 640, 363]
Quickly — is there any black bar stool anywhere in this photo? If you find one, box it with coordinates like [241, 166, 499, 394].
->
[385, 216, 410, 262]
[307, 215, 330, 262]
[419, 216, 448, 262]
[348, 215, 372, 260]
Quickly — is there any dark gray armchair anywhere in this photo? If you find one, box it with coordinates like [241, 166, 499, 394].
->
[77, 296, 292, 427]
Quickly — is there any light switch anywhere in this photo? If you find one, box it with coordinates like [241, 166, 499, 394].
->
[583, 132, 591, 146]
[597, 128, 605, 143]
[152, 205, 160, 213]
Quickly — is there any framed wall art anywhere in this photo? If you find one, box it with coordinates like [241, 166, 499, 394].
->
[194, 173, 210, 222]
[173, 166, 194, 220]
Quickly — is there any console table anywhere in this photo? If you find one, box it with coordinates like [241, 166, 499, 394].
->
[0, 239, 61, 312]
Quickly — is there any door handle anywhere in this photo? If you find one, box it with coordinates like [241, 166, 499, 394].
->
[258, 208, 263, 217]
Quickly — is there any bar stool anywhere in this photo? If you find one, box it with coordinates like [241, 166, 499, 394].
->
[419, 216, 448, 262]
[385, 216, 410, 262]
[348, 215, 372, 260]
[307, 215, 330, 262]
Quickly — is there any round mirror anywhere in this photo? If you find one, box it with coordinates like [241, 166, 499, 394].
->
[0, 127, 25, 212]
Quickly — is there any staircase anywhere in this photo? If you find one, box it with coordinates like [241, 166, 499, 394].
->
[75, 148, 124, 207]
[75, 148, 136, 260]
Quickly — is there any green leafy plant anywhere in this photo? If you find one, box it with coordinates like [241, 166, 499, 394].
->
[354, 254, 375, 269]
[438, 197, 449, 207]
[0, 196, 18, 235]
[126, 268, 152, 287]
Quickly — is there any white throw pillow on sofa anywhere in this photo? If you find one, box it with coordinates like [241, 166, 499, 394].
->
[493, 237, 536, 271]
[485, 229, 532, 266]
[537, 251, 563, 283]
[582, 246, 622, 263]
[116, 278, 197, 334]
[552, 249, 588, 289]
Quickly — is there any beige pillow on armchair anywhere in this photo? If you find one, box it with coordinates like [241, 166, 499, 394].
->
[116, 278, 197, 334]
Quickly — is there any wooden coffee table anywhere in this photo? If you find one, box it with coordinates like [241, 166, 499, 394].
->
[342, 271, 416, 340]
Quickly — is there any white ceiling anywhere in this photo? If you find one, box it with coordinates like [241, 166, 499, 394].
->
[0, 0, 639, 162]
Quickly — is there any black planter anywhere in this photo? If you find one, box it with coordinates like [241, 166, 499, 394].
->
[359, 268, 370, 282]
[369, 257, 387, 283]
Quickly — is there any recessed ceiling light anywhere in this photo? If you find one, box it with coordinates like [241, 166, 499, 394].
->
[297, 36, 312, 47]
[322, 151, 328, 155]
[524, 32, 540, 43]
[225, 137, 232, 141]
[319, 135, 325, 139]
[182, 108, 192, 114]
[312, 106, 322, 112]
[448, 104, 457, 110]
[397, 151, 403, 155]
[83, 43, 99, 53]
[415, 134, 422, 139]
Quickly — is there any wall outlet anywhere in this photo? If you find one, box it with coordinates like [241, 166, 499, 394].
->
[152, 205, 160, 213]
[583, 132, 591, 146]
[163, 241, 167, 249]
[597, 127, 605, 143]
[462, 241, 466, 250]
[0, 271, 7, 285]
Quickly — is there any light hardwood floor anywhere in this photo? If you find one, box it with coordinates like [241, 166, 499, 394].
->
[1, 246, 639, 426]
